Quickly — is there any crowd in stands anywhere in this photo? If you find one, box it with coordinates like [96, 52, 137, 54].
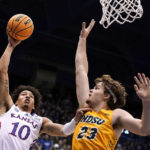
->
[116, 132, 150, 150]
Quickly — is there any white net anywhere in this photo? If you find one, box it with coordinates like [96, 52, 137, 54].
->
[99, 0, 143, 28]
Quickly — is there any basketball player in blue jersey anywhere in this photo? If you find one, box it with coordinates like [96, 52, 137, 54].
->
[0, 35, 91, 150]
[72, 19, 150, 150]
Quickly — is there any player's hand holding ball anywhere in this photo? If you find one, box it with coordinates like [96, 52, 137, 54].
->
[7, 14, 34, 41]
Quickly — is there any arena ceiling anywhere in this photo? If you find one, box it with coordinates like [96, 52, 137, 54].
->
[0, 0, 150, 115]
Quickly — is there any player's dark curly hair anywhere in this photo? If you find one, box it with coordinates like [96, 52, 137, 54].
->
[95, 75, 127, 110]
[11, 85, 42, 114]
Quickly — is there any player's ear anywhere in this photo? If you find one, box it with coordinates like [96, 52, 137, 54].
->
[32, 103, 35, 110]
[104, 93, 110, 101]
[15, 100, 18, 105]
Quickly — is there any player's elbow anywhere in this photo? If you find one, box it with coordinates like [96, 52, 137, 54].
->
[139, 131, 149, 136]
[76, 66, 87, 76]
[75, 60, 88, 73]
[76, 65, 83, 72]
[139, 127, 150, 136]
[58, 131, 68, 137]
[0, 66, 8, 74]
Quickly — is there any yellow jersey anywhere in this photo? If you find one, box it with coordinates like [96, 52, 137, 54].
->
[72, 109, 118, 150]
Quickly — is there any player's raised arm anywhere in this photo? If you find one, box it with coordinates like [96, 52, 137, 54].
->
[75, 19, 95, 108]
[134, 73, 150, 133]
[113, 73, 150, 136]
[0, 35, 21, 110]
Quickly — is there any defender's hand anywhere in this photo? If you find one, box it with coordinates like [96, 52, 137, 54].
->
[80, 19, 95, 39]
[74, 107, 92, 123]
[134, 73, 150, 101]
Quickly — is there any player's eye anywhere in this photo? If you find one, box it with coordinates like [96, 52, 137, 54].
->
[95, 87, 99, 90]
[22, 93, 26, 96]
[30, 95, 34, 98]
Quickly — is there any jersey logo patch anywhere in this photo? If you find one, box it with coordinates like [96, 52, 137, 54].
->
[14, 107, 19, 112]
[80, 115, 105, 125]
[104, 113, 110, 116]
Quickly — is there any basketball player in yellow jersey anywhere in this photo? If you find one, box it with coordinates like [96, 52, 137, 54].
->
[72, 19, 150, 150]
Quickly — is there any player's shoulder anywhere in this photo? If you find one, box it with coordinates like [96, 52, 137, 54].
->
[113, 108, 125, 113]
[112, 108, 131, 122]
[31, 113, 43, 122]
[114, 108, 129, 114]
[112, 109, 125, 120]
[6, 104, 17, 113]
[42, 117, 53, 124]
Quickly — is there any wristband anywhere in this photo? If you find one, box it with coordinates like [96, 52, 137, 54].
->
[62, 118, 77, 135]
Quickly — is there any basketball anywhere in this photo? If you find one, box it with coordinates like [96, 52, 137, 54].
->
[7, 14, 34, 40]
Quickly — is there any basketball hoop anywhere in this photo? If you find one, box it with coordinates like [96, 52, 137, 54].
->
[99, 0, 143, 28]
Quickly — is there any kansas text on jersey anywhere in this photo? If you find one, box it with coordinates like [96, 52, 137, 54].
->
[0, 105, 42, 150]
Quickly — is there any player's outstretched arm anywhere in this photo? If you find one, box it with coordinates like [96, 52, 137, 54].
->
[134, 73, 150, 134]
[113, 73, 150, 136]
[75, 19, 95, 108]
[40, 107, 92, 136]
[0, 35, 21, 109]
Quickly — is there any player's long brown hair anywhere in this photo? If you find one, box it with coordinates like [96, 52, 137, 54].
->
[11, 85, 42, 114]
[95, 75, 127, 110]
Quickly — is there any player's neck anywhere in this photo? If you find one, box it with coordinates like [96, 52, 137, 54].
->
[93, 102, 109, 112]
[18, 105, 32, 114]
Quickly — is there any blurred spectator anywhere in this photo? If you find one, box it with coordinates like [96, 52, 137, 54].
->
[52, 143, 59, 150]
[30, 142, 42, 150]
[40, 135, 52, 150]
[116, 143, 123, 150]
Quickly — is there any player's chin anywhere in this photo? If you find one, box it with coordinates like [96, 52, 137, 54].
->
[24, 102, 29, 105]
[23, 103, 30, 108]
[86, 101, 92, 108]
